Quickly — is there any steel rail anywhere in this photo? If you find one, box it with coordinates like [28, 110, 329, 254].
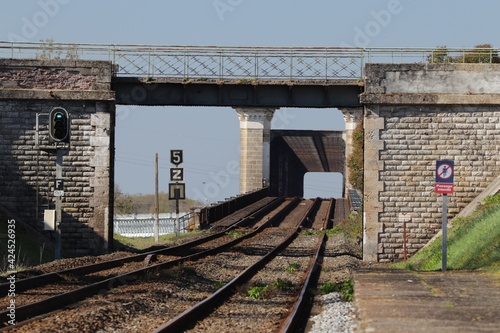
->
[279, 198, 335, 333]
[152, 197, 319, 333]
[0, 197, 294, 328]
[0, 197, 282, 296]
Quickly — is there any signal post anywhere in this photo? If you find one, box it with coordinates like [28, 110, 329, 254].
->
[37, 107, 71, 259]
[169, 150, 185, 237]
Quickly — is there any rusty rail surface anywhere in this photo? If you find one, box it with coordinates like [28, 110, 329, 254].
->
[279, 198, 335, 332]
[152, 197, 317, 332]
[0, 198, 287, 327]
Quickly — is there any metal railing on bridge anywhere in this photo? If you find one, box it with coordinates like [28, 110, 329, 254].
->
[1, 41, 499, 81]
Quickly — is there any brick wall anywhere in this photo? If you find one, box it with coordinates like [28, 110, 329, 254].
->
[0, 59, 115, 256]
[361, 63, 500, 263]
[373, 106, 500, 262]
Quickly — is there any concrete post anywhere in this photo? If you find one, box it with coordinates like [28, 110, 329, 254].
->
[235, 107, 276, 193]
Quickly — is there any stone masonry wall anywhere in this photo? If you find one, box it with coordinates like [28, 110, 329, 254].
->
[361, 63, 500, 263]
[236, 108, 274, 194]
[0, 59, 115, 257]
[370, 105, 500, 262]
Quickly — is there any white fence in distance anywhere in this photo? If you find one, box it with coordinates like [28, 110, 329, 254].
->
[114, 213, 191, 237]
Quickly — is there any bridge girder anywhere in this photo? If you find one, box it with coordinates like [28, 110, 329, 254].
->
[113, 78, 362, 108]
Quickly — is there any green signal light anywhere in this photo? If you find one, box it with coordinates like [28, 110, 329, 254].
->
[49, 108, 70, 143]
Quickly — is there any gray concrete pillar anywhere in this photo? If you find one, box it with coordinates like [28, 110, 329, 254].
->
[235, 107, 276, 193]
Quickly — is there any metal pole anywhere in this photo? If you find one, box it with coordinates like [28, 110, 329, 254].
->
[175, 195, 180, 237]
[442, 194, 448, 271]
[54, 150, 63, 260]
[35, 114, 40, 222]
[154, 153, 159, 243]
[403, 221, 407, 262]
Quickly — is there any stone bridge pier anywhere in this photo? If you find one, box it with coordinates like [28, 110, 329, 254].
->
[236, 107, 275, 193]
[360, 63, 500, 263]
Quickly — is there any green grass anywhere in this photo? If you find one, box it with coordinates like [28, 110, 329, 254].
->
[319, 279, 354, 301]
[394, 194, 500, 272]
[113, 231, 205, 251]
[246, 284, 269, 299]
[272, 278, 293, 291]
[327, 210, 363, 242]
[225, 229, 247, 239]
[285, 262, 301, 273]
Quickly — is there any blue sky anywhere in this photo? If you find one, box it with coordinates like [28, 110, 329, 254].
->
[2, 0, 499, 203]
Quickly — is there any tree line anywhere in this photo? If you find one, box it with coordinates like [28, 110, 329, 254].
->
[428, 44, 499, 64]
[114, 185, 204, 215]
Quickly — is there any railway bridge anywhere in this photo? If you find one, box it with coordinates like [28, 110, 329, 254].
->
[1, 42, 499, 262]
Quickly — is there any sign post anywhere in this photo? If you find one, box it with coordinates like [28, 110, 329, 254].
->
[54, 149, 69, 259]
[399, 213, 411, 261]
[169, 150, 185, 237]
[36, 110, 71, 259]
[435, 160, 454, 271]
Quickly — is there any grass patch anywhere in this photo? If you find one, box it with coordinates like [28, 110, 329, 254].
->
[285, 262, 301, 273]
[394, 194, 500, 272]
[319, 279, 354, 301]
[299, 229, 323, 236]
[272, 278, 293, 291]
[113, 230, 204, 251]
[326, 210, 362, 242]
[213, 280, 226, 290]
[225, 229, 246, 239]
[246, 284, 269, 299]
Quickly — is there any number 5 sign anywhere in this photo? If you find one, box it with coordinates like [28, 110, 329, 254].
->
[170, 150, 183, 166]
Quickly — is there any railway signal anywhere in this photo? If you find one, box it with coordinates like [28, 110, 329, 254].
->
[49, 107, 70, 143]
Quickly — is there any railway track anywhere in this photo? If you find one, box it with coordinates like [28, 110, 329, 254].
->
[154, 198, 332, 333]
[0, 197, 360, 333]
[0, 197, 284, 327]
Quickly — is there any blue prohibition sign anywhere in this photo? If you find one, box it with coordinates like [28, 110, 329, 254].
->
[436, 160, 454, 183]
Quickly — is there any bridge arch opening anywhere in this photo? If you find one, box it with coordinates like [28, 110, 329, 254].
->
[304, 172, 344, 199]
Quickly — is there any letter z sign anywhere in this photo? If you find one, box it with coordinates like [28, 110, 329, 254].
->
[170, 168, 184, 181]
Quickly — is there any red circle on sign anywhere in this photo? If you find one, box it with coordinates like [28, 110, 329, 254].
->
[437, 163, 453, 180]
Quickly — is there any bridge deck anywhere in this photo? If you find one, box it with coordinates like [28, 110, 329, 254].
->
[112, 77, 363, 107]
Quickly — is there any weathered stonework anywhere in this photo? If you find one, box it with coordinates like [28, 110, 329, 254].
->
[361, 64, 500, 262]
[0, 59, 115, 256]
[3, 58, 500, 263]
[236, 108, 275, 193]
